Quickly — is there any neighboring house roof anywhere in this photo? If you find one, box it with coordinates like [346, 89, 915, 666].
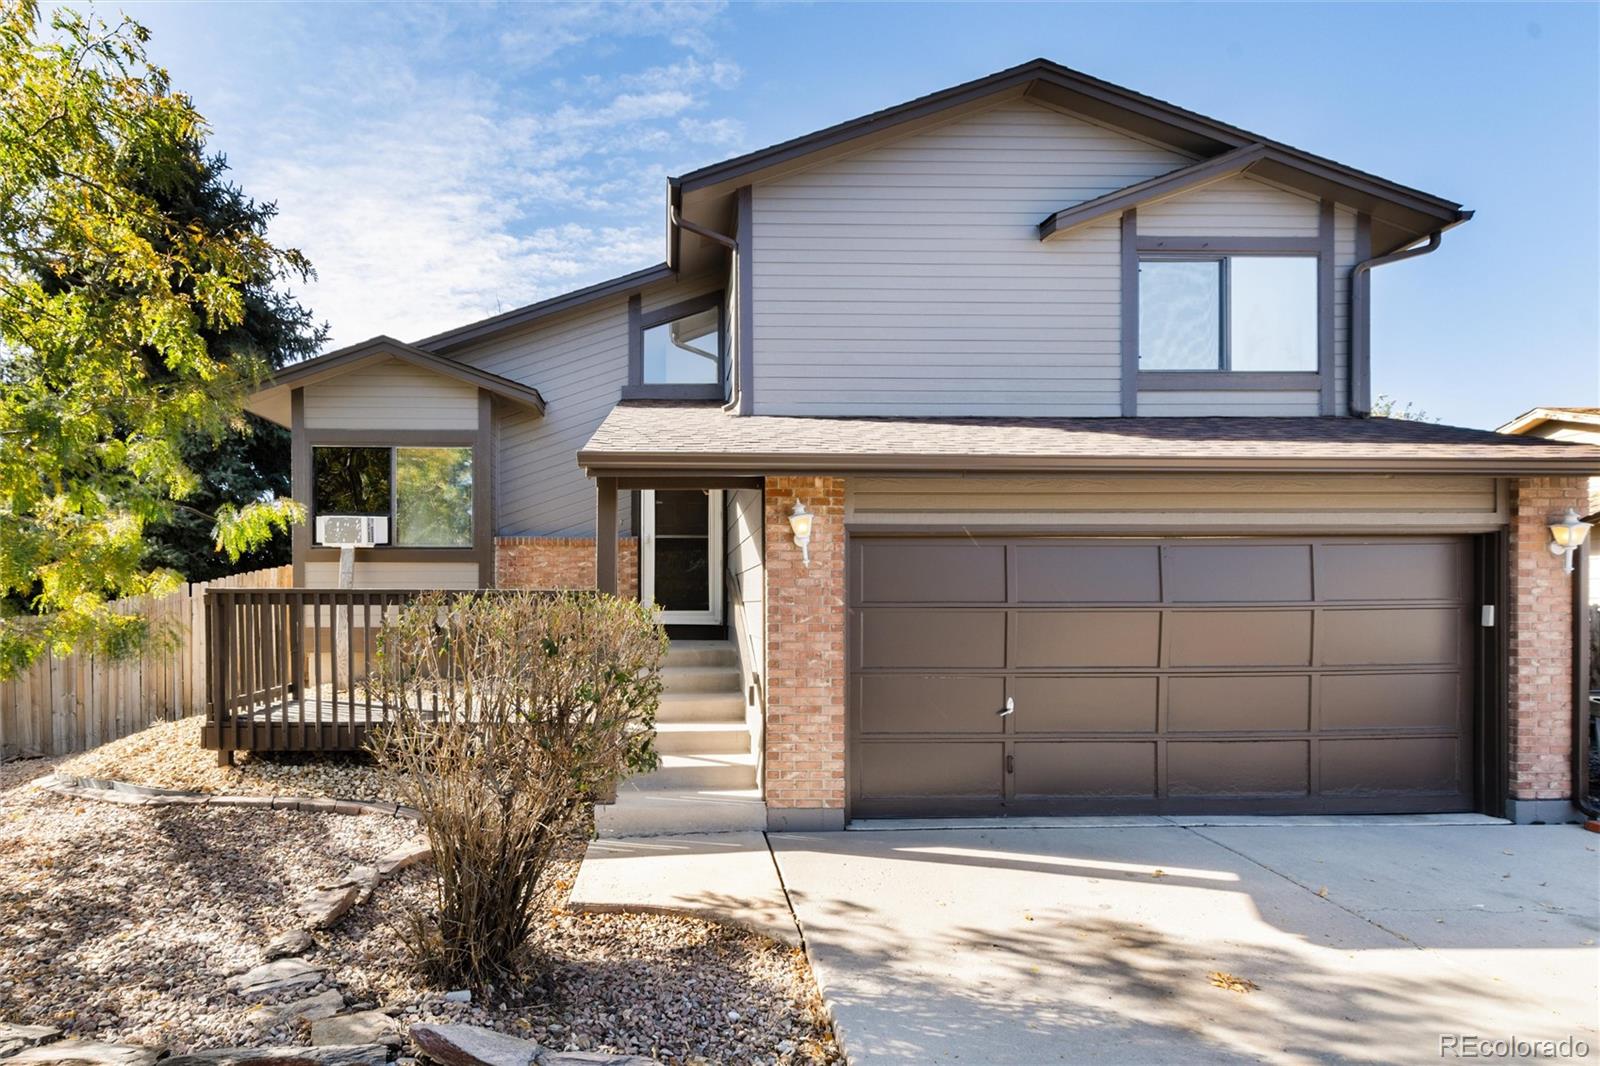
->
[580, 403, 1600, 477]
[669, 57, 1469, 269]
[246, 335, 546, 427]
[1497, 407, 1600, 436]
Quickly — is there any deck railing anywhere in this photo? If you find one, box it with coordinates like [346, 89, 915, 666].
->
[205, 587, 453, 754]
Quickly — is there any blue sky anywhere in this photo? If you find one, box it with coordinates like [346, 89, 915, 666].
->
[115, 1, 1598, 429]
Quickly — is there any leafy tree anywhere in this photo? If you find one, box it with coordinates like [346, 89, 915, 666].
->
[139, 153, 327, 582]
[1371, 394, 1440, 423]
[0, 1, 309, 677]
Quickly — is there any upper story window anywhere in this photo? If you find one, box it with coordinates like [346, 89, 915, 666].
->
[626, 292, 726, 400]
[313, 445, 473, 547]
[1139, 255, 1317, 373]
[643, 305, 721, 385]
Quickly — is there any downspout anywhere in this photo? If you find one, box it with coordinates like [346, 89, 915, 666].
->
[1575, 537, 1595, 818]
[1350, 212, 1473, 416]
[669, 206, 744, 415]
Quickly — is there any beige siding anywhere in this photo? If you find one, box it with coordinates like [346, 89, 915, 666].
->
[302, 359, 478, 430]
[723, 488, 765, 769]
[303, 560, 480, 589]
[751, 98, 1189, 416]
[1135, 174, 1319, 237]
[847, 474, 1505, 532]
[1136, 390, 1323, 417]
[449, 274, 721, 537]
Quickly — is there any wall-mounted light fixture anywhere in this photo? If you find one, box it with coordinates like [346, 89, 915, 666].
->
[1548, 508, 1592, 574]
[788, 501, 813, 567]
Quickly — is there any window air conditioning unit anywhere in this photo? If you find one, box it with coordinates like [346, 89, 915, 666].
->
[315, 515, 389, 548]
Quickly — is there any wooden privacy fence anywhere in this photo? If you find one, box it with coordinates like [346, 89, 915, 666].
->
[0, 565, 291, 759]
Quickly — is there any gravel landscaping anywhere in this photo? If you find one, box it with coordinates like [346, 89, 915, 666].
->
[0, 725, 841, 1065]
[54, 717, 389, 801]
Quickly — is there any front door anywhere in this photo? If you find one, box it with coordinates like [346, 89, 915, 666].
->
[640, 490, 723, 625]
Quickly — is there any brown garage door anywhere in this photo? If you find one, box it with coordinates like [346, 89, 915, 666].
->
[849, 536, 1477, 817]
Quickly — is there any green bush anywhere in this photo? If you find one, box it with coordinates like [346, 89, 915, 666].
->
[369, 590, 664, 987]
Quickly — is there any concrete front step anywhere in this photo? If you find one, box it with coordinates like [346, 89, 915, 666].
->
[652, 721, 752, 755]
[656, 690, 746, 724]
[632, 752, 757, 790]
[660, 664, 743, 694]
[663, 640, 738, 668]
[594, 788, 767, 837]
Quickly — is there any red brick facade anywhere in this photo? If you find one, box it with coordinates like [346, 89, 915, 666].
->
[1507, 477, 1589, 805]
[762, 477, 847, 824]
[495, 536, 639, 601]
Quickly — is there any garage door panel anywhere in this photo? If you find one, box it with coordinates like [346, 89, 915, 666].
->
[1163, 545, 1312, 603]
[1321, 737, 1461, 796]
[1168, 741, 1309, 798]
[1320, 608, 1461, 666]
[859, 609, 1006, 668]
[1011, 676, 1158, 733]
[850, 535, 1476, 818]
[856, 541, 1006, 603]
[857, 742, 1001, 801]
[1316, 541, 1468, 602]
[1014, 611, 1160, 668]
[1321, 673, 1462, 731]
[1013, 742, 1155, 798]
[1013, 544, 1160, 603]
[1168, 611, 1312, 667]
[1167, 675, 1310, 733]
[857, 675, 1006, 734]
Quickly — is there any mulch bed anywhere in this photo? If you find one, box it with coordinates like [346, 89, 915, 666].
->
[0, 721, 840, 1064]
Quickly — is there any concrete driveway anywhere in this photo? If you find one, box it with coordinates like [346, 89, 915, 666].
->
[769, 823, 1600, 1064]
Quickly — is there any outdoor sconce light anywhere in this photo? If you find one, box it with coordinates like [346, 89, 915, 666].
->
[788, 501, 813, 567]
[1548, 508, 1593, 574]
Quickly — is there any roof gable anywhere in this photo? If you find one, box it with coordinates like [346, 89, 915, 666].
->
[246, 336, 545, 427]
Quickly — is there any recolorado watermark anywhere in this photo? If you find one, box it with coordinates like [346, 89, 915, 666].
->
[1440, 1034, 1591, 1059]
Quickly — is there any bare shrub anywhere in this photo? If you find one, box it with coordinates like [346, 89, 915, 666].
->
[368, 590, 665, 987]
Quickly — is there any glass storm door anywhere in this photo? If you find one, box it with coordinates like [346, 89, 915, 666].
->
[640, 490, 723, 625]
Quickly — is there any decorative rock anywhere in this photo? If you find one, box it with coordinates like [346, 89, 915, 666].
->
[374, 840, 432, 877]
[310, 1011, 403, 1049]
[441, 990, 471, 1004]
[162, 1047, 390, 1066]
[298, 883, 361, 929]
[536, 1056, 653, 1066]
[262, 929, 315, 961]
[0, 1024, 61, 1058]
[408, 1024, 539, 1066]
[225, 957, 323, 997]
[244, 989, 345, 1028]
[1, 1041, 160, 1066]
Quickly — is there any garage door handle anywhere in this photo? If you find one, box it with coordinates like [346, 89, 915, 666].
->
[998, 696, 1015, 717]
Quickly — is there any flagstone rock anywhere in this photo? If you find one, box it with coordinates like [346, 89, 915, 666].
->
[1, 1041, 159, 1066]
[0, 1025, 62, 1059]
[310, 1012, 403, 1049]
[408, 1024, 540, 1066]
[162, 1046, 390, 1066]
[244, 989, 345, 1029]
[298, 883, 361, 929]
[225, 957, 323, 998]
[262, 929, 315, 961]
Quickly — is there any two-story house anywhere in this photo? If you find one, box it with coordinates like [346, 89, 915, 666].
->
[237, 60, 1600, 832]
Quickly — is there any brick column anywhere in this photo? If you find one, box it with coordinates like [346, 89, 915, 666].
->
[1506, 477, 1589, 821]
[763, 476, 847, 831]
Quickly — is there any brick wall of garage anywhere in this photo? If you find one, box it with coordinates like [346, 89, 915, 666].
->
[763, 476, 847, 828]
[496, 536, 639, 600]
[1508, 477, 1590, 805]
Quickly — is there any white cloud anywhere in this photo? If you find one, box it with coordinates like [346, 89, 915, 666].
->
[222, 5, 744, 350]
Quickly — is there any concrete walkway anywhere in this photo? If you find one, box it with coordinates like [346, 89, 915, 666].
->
[568, 832, 800, 945]
[771, 824, 1600, 1064]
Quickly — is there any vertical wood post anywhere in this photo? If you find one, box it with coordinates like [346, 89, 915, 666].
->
[596, 477, 619, 595]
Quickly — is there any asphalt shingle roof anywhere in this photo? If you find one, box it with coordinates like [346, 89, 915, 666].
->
[579, 403, 1600, 475]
